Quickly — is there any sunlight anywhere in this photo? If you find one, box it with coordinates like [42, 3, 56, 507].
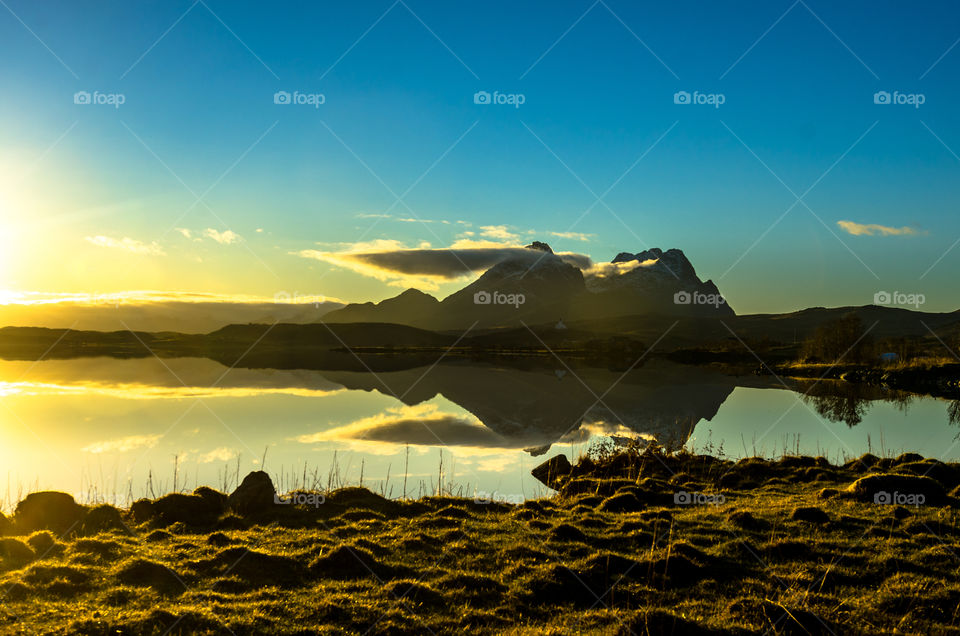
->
[0, 187, 21, 288]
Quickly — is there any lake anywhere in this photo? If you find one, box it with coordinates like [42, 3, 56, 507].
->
[1, 355, 958, 510]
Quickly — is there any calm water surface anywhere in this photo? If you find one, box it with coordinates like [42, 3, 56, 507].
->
[1, 356, 958, 509]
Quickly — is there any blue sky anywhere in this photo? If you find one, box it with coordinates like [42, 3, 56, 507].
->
[1, 0, 959, 313]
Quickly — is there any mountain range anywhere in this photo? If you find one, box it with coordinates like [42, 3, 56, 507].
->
[324, 242, 733, 330]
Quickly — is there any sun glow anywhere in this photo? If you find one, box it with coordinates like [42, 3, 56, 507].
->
[0, 187, 22, 290]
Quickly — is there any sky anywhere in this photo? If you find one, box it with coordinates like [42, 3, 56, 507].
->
[2, 0, 960, 314]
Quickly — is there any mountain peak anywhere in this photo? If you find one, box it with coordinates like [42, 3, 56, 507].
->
[609, 247, 696, 280]
[525, 241, 553, 254]
[396, 288, 433, 299]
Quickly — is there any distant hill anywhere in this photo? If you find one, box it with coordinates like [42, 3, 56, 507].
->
[555, 305, 960, 350]
[321, 289, 439, 326]
[0, 298, 345, 333]
[2, 304, 959, 369]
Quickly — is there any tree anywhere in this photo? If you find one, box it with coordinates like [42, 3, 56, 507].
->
[802, 313, 874, 363]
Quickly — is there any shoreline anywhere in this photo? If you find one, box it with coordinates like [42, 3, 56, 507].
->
[767, 361, 960, 398]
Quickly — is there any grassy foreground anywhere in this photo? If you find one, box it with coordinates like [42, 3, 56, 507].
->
[3, 448, 960, 634]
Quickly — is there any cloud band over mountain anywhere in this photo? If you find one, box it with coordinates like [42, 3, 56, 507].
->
[297, 241, 593, 288]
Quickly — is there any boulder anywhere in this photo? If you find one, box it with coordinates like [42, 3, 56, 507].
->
[846, 473, 947, 506]
[0, 511, 11, 536]
[531, 454, 572, 490]
[153, 493, 222, 526]
[13, 492, 85, 534]
[228, 471, 276, 516]
[193, 486, 228, 514]
[81, 505, 131, 535]
[325, 487, 396, 515]
[130, 499, 156, 524]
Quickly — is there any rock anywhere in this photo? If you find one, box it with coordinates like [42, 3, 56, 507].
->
[14, 492, 85, 534]
[791, 506, 830, 524]
[531, 455, 572, 490]
[227, 471, 276, 516]
[130, 499, 156, 524]
[817, 488, 839, 500]
[846, 473, 947, 506]
[193, 487, 228, 514]
[0, 511, 11, 536]
[81, 505, 130, 535]
[153, 493, 222, 526]
[325, 487, 397, 514]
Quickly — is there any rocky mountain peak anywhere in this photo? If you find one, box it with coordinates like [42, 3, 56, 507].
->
[525, 241, 553, 254]
[609, 247, 697, 281]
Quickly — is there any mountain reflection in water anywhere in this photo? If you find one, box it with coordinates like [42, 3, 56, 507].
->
[2, 356, 958, 456]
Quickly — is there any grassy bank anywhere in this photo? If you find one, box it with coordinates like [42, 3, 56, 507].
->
[2, 448, 960, 634]
[770, 359, 960, 398]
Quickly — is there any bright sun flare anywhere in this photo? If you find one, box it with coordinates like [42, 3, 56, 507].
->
[0, 189, 21, 289]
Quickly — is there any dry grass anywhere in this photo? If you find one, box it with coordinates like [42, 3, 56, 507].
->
[1, 450, 960, 634]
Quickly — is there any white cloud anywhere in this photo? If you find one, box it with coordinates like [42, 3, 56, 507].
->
[549, 231, 594, 242]
[479, 225, 518, 240]
[85, 235, 165, 256]
[837, 221, 920, 237]
[175, 228, 192, 239]
[82, 434, 162, 454]
[198, 447, 236, 463]
[204, 228, 241, 244]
